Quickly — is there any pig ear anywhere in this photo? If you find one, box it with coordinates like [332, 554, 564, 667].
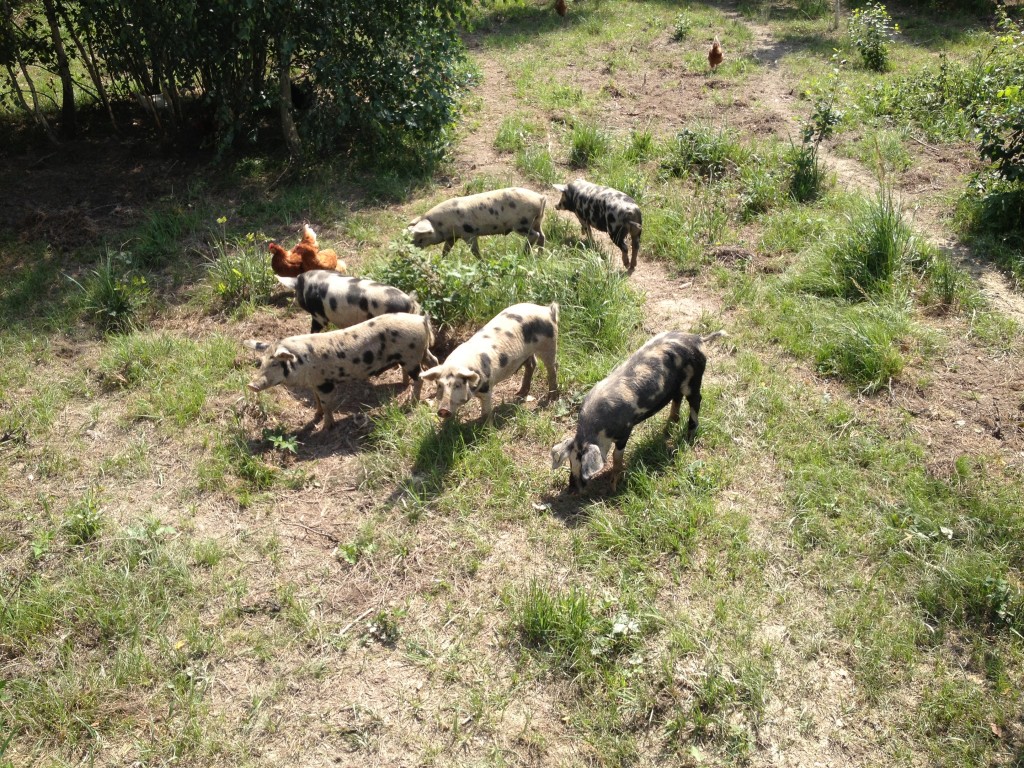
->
[580, 444, 604, 481]
[410, 219, 434, 235]
[273, 349, 297, 363]
[420, 366, 443, 382]
[553, 184, 567, 193]
[244, 339, 270, 352]
[456, 368, 481, 387]
[550, 438, 572, 470]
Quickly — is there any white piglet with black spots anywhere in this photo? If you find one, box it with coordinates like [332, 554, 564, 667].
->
[552, 330, 727, 492]
[421, 302, 560, 422]
[245, 313, 438, 430]
[407, 187, 547, 257]
[554, 178, 642, 272]
[277, 270, 421, 333]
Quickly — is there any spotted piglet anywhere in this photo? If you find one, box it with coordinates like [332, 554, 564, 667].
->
[551, 330, 727, 492]
[245, 313, 438, 431]
[407, 188, 547, 257]
[277, 271, 421, 333]
[420, 302, 559, 422]
[553, 179, 642, 272]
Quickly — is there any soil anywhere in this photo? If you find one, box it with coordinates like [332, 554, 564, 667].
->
[3, 5, 1023, 768]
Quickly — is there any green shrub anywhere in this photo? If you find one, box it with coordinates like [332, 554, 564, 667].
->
[494, 115, 539, 153]
[813, 309, 906, 392]
[205, 223, 277, 311]
[662, 126, 747, 181]
[515, 144, 559, 184]
[974, 12, 1024, 184]
[64, 490, 104, 546]
[624, 128, 656, 162]
[671, 12, 693, 42]
[507, 581, 644, 678]
[796, 188, 916, 300]
[75, 253, 151, 334]
[786, 140, 826, 204]
[849, 3, 899, 72]
[569, 121, 611, 168]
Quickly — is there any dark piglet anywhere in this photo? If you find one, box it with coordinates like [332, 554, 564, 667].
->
[554, 178, 642, 272]
[551, 330, 727, 492]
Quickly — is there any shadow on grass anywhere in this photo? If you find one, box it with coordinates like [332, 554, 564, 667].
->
[378, 403, 529, 507]
[540, 423, 697, 526]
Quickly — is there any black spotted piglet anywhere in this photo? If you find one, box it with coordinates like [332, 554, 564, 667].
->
[553, 178, 642, 272]
[421, 302, 559, 422]
[277, 271, 421, 334]
[551, 330, 727, 493]
[246, 313, 438, 431]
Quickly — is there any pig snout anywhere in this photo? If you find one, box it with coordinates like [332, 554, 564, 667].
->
[437, 406, 452, 419]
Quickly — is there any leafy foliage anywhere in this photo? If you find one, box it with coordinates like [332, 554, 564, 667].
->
[973, 12, 1024, 183]
[75, 253, 151, 334]
[3, 0, 471, 158]
[848, 3, 899, 72]
[205, 220, 277, 312]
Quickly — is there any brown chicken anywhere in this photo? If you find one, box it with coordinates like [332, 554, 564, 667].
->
[268, 225, 345, 278]
[708, 36, 724, 71]
[555, 0, 567, 17]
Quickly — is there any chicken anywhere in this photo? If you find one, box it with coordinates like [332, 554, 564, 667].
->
[708, 35, 724, 71]
[268, 225, 345, 278]
[555, 0, 567, 16]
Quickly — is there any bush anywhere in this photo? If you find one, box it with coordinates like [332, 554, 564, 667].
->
[205, 224, 277, 311]
[662, 126, 747, 181]
[973, 12, 1024, 184]
[848, 3, 899, 72]
[671, 13, 693, 42]
[569, 121, 611, 169]
[76, 253, 151, 334]
[11, 1, 470, 158]
[787, 140, 826, 203]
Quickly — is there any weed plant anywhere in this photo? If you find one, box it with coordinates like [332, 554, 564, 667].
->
[786, 140, 826, 203]
[849, 3, 899, 72]
[671, 12, 693, 42]
[205, 222, 277, 312]
[74, 253, 151, 334]
[494, 115, 540, 153]
[569, 121, 611, 168]
[515, 144, 559, 185]
[506, 581, 646, 678]
[793, 187, 917, 300]
[662, 126, 748, 181]
[368, 240, 642, 382]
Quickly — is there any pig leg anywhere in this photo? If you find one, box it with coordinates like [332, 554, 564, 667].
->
[526, 226, 545, 252]
[441, 237, 457, 256]
[537, 345, 559, 402]
[628, 227, 641, 272]
[666, 397, 682, 433]
[478, 391, 495, 422]
[515, 355, 537, 399]
[685, 389, 702, 440]
[611, 229, 631, 270]
[404, 365, 425, 404]
[610, 445, 627, 492]
[469, 237, 482, 258]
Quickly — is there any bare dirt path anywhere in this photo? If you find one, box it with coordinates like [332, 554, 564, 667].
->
[739, 16, 1024, 322]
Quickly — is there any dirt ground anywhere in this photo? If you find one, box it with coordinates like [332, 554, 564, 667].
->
[3, 4, 1023, 767]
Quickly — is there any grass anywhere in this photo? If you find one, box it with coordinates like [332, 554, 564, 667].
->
[2, 0, 1022, 765]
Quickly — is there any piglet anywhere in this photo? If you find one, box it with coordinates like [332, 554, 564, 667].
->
[551, 330, 727, 492]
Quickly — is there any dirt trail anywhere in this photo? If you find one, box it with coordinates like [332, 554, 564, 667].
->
[739, 17, 1024, 322]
